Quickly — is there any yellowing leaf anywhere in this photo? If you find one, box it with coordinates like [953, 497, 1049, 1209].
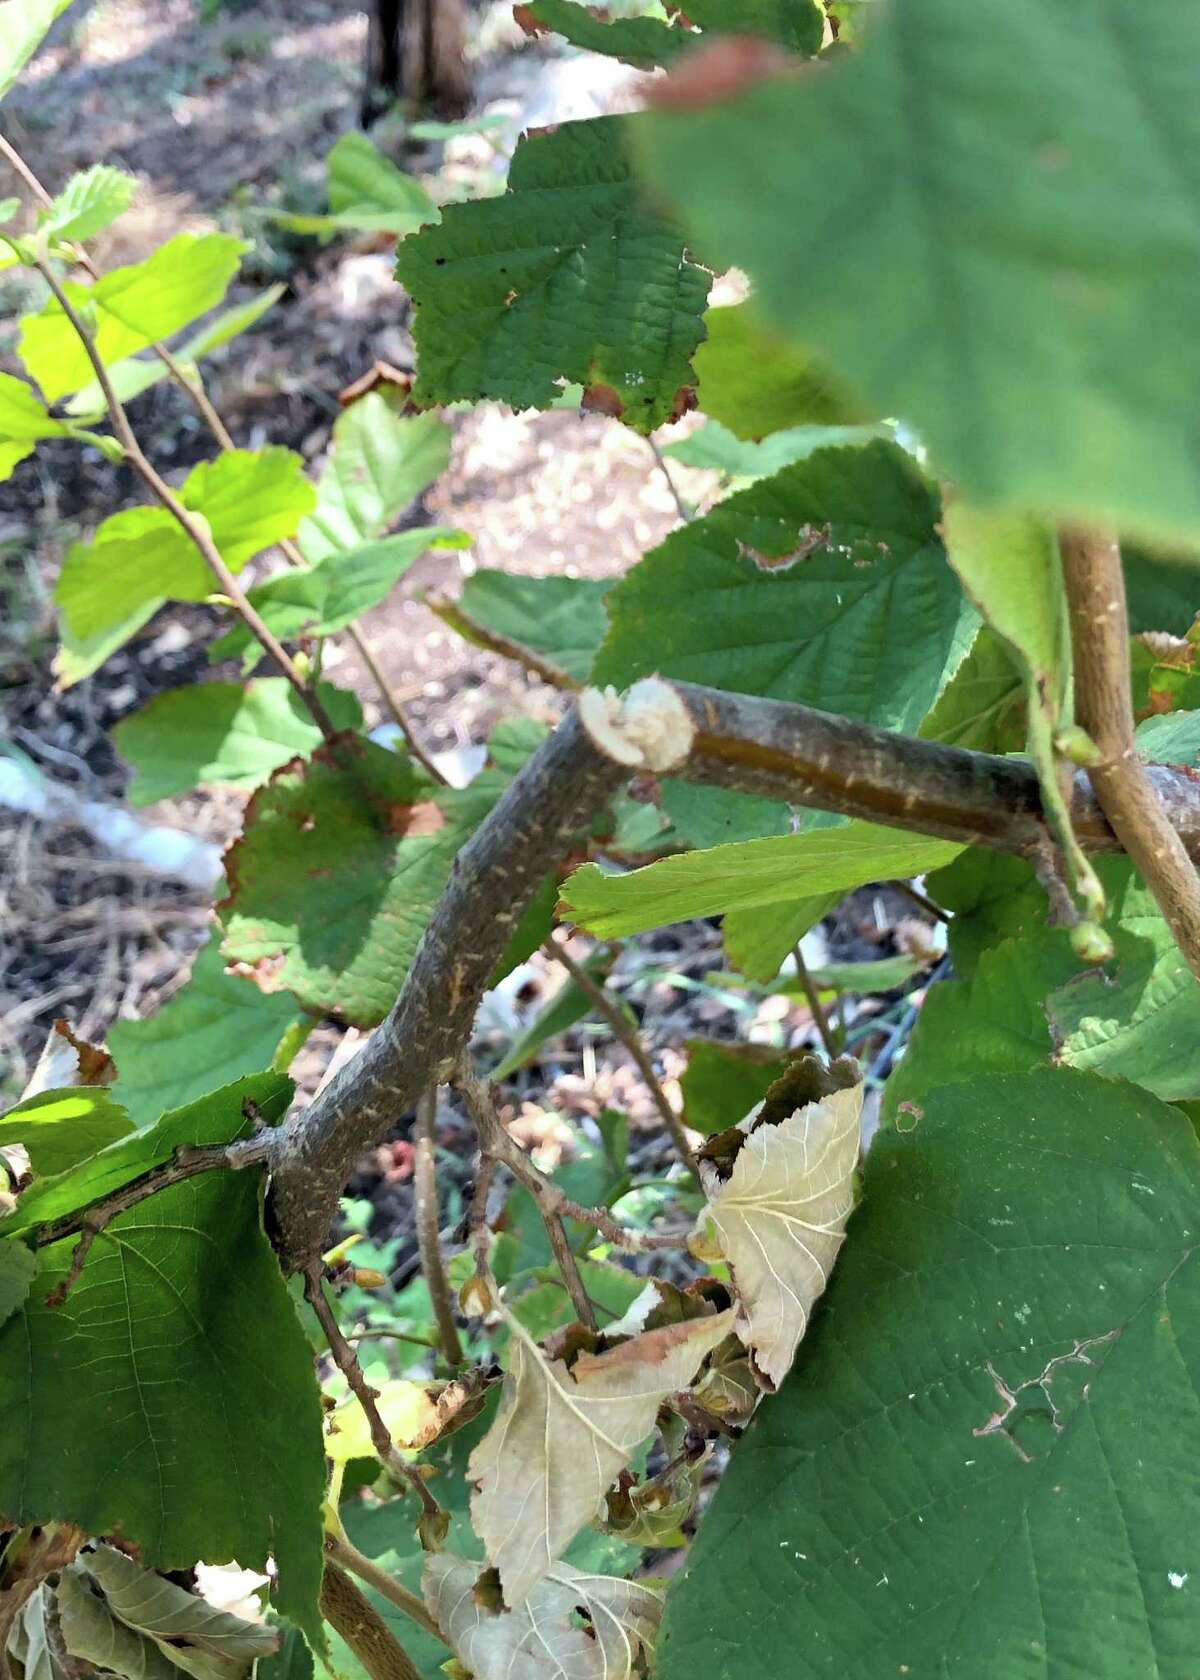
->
[468, 1308, 734, 1605]
[698, 1083, 861, 1391]
[423, 1553, 663, 1680]
[325, 1381, 441, 1463]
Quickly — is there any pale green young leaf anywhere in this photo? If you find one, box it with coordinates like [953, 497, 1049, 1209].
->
[298, 398, 450, 563]
[109, 939, 305, 1130]
[916, 623, 1025, 753]
[0, 369, 72, 481]
[637, 6, 1200, 541]
[65, 284, 286, 417]
[114, 678, 362, 805]
[210, 529, 467, 665]
[40, 164, 136, 243]
[0, 0, 74, 103]
[561, 823, 962, 940]
[680, 1040, 789, 1136]
[659, 1069, 1200, 1679]
[55, 447, 315, 684]
[521, 0, 821, 68]
[1135, 709, 1200, 767]
[722, 894, 839, 984]
[0, 1079, 324, 1648]
[0, 1087, 133, 1175]
[20, 232, 247, 401]
[433, 572, 612, 687]
[395, 116, 709, 434]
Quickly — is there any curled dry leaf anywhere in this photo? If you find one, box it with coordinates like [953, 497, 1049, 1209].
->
[468, 1306, 734, 1605]
[423, 1553, 664, 1680]
[696, 1082, 861, 1391]
[325, 1375, 486, 1463]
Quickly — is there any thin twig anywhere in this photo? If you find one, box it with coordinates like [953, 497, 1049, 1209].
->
[548, 934, 698, 1178]
[346, 1328, 440, 1350]
[28, 251, 337, 740]
[346, 621, 448, 784]
[319, 1560, 427, 1680]
[791, 944, 839, 1060]
[425, 591, 579, 691]
[454, 1060, 690, 1254]
[543, 1206, 598, 1330]
[412, 1088, 464, 1366]
[326, 1532, 444, 1643]
[303, 1268, 448, 1525]
[468, 1155, 498, 1279]
[34, 1136, 269, 1254]
[1060, 527, 1200, 981]
[647, 435, 692, 523]
[890, 880, 951, 924]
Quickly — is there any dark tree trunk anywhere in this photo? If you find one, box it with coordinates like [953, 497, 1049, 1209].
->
[363, 0, 470, 126]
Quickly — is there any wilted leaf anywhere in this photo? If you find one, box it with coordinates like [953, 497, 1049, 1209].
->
[5, 1584, 65, 1680]
[20, 233, 247, 401]
[325, 1382, 443, 1463]
[469, 1306, 734, 1604]
[424, 1553, 663, 1680]
[697, 1084, 861, 1390]
[0, 1087, 132, 1175]
[78, 1545, 277, 1680]
[56, 1566, 179, 1680]
[114, 679, 362, 805]
[395, 116, 709, 434]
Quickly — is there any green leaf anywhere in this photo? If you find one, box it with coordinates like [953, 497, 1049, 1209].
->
[433, 571, 612, 686]
[942, 503, 1104, 920]
[723, 895, 840, 983]
[662, 418, 882, 482]
[693, 302, 864, 440]
[926, 847, 1048, 981]
[65, 284, 286, 418]
[325, 130, 437, 232]
[1135, 709, 1200, 768]
[0, 1239, 36, 1329]
[0, 369, 73, 482]
[594, 438, 977, 752]
[20, 232, 247, 402]
[659, 1068, 1200, 1680]
[0, 1087, 133, 1175]
[561, 823, 963, 940]
[1124, 554, 1200, 636]
[521, 0, 822, 69]
[210, 531, 467, 666]
[881, 930, 1078, 1124]
[0, 1082, 324, 1647]
[395, 115, 709, 434]
[491, 951, 613, 1080]
[299, 398, 451, 564]
[114, 678, 362, 805]
[680, 1040, 788, 1136]
[0, 1070, 290, 1239]
[40, 164, 136, 243]
[916, 623, 1026, 753]
[109, 938, 306, 1130]
[637, 7, 1200, 541]
[221, 732, 541, 1026]
[0, 0, 74, 103]
[55, 447, 315, 684]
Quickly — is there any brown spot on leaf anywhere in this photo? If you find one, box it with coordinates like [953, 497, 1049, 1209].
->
[581, 382, 625, 418]
[644, 35, 795, 111]
[669, 384, 697, 423]
[512, 3, 546, 39]
[51, 1019, 115, 1086]
[384, 798, 447, 838]
[228, 953, 288, 993]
